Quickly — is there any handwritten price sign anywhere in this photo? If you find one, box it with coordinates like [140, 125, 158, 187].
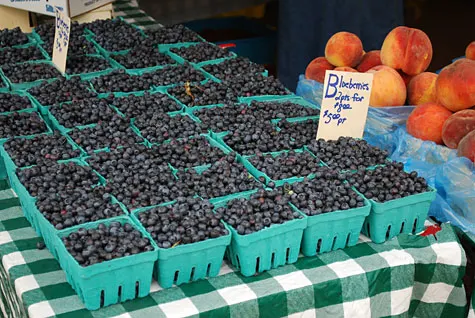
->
[52, 8, 71, 74]
[316, 71, 373, 141]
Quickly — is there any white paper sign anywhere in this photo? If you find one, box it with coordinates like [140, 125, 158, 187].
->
[52, 8, 71, 74]
[316, 71, 374, 141]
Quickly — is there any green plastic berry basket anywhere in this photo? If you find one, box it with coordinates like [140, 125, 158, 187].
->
[290, 195, 371, 257]
[241, 148, 325, 188]
[361, 186, 437, 243]
[246, 95, 320, 110]
[0, 91, 37, 116]
[130, 205, 232, 288]
[238, 91, 296, 104]
[0, 60, 64, 91]
[53, 215, 158, 310]
[0, 42, 50, 62]
[214, 197, 307, 277]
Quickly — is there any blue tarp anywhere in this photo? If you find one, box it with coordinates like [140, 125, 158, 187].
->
[297, 75, 475, 234]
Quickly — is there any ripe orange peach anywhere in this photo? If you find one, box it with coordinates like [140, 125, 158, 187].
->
[466, 41, 475, 60]
[436, 59, 475, 112]
[366, 65, 407, 107]
[356, 50, 382, 72]
[442, 110, 475, 148]
[325, 32, 363, 67]
[407, 103, 453, 144]
[334, 66, 358, 72]
[381, 26, 433, 76]
[457, 130, 475, 162]
[407, 72, 438, 105]
[305, 57, 335, 83]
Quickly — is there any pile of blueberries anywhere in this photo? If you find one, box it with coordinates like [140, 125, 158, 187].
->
[0, 27, 29, 48]
[87, 19, 147, 52]
[111, 43, 176, 69]
[2, 62, 61, 83]
[28, 77, 97, 106]
[136, 198, 228, 248]
[66, 55, 112, 75]
[248, 100, 320, 120]
[49, 98, 116, 129]
[248, 150, 322, 185]
[170, 43, 233, 63]
[61, 221, 154, 266]
[192, 104, 263, 133]
[217, 188, 303, 235]
[108, 92, 182, 117]
[346, 162, 431, 203]
[4, 132, 81, 167]
[0, 93, 33, 113]
[145, 25, 203, 44]
[0, 112, 48, 138]
[0, 46, 45, 65]
[202, 56, 266, 81]
[307, 137, 389, 171]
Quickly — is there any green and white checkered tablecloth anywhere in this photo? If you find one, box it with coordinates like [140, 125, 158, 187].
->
[113, 0, 160, 28]
[0, 185, 468, 318]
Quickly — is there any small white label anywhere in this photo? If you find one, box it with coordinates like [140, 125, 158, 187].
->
[316, 71, 374, 141]
[52, 7, 71, 75]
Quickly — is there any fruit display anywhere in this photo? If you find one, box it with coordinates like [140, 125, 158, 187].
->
[304, 27, 475, 162]
[0, 19, 440, 309]
[136, 198, 228, 248]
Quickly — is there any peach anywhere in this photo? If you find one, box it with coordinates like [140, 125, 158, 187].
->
[436, 59, 475, 112]
[407, 103, 453, 144]
[334, 66, 358, 72]
[466, 41, 475, 60]
[407, 72, 438, 105]
[325, 32, 363, 67]
[366, 65, 407, 106]
[380, 26, 433, 75]
[305, 57, 335, 83]
[442, 110, 475, 148]
[457, 130, 475, 162]
[356, 50, 382, 72]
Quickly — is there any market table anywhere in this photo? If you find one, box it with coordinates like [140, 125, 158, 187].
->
[0, 185, 468, 318]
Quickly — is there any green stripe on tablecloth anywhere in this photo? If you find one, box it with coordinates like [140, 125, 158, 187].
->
[0, 217, 31, 231]
[0, 207, 24, 222]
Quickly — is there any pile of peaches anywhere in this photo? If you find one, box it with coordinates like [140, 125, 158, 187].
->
[305, 26, 475, 163]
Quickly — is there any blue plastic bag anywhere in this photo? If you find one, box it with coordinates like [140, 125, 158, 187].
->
[296, 75, 475, 235]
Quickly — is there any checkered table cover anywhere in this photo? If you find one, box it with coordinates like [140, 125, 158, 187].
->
[113, 0, 160, 28]
[0, 185, 468, 318]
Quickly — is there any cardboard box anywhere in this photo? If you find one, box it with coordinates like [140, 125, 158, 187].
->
[0, 0, 114, 18]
